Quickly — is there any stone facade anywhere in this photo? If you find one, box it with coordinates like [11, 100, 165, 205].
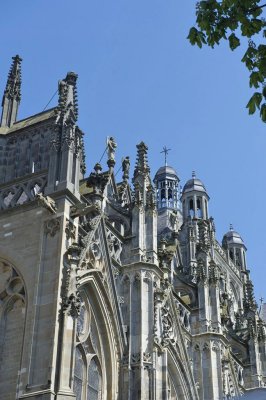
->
[0, 56, 266, 400]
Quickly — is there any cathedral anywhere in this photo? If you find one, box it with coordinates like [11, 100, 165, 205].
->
[0, 55, 266, 400]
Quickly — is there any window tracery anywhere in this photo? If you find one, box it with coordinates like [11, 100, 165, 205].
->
[0, 260, 26, 399]
[73, 292, 103, 400]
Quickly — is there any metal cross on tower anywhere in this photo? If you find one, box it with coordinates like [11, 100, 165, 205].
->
[160, 146, 171, 166]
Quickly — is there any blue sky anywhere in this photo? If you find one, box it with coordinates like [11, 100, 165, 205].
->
[1, 1, 266, 301]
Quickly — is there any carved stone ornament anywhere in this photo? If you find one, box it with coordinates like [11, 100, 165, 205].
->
[154, 279, 175, 350]
[62, 243, 81, 317]
[143, 352, 152, 362]
[45, 217, 60, 237]
[65, 219, 76, 241]
[131, 353, 141, 364]
[106, 228, 122, 264]
[36, 193, 57, 214]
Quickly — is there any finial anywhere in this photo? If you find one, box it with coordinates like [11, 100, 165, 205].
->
[1, 55, 22, 128]
[260, 297, 264, 305]
[134, 142, 150, 178]
[192, 171, 196, 178]
[229, 224, 234, 231]
[160, 146, 171, 166]
[94, 163, 102, 174]
[65, 71, 78, 86]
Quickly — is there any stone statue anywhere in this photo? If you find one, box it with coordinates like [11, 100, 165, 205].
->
[107, 137, 117, 161]
[122, 156, 130, 181]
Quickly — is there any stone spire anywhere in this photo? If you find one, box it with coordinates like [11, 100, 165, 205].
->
[46, 71, 84, 198]
[1, 55, 22, 128]
[56, 71, 78, 125]
[133, 141, 150, 179]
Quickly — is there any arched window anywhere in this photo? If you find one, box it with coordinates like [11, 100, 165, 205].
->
[0, 260, 26, 399]
[168, 189, 173, 207]
[196, 198, 202, 218]
[235, 248, 241, 267]
[74, 347, 85, 400]
[73, 291, 105, 400]
[87, 357, 102, 400]
[189, 199, 194, 217]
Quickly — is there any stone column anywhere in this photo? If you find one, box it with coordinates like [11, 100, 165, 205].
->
[56, 243, 81, 399]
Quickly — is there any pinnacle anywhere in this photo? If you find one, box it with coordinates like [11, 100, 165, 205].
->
[134, 141, 150, 177]
[65, 71, 78, 85]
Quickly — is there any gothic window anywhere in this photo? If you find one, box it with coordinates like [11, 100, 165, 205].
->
[229, 248, 234, 261]
[87, 357, 102, 400]
[74, 293, 103, 400]
[74, 347, 85, 400]
[0, 261, 26, 399]
[77, 302, 86, 337]
[167, 372, 179, 400]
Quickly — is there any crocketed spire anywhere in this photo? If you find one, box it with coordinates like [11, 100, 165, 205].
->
[133, 141, 150, 179]
[1, 55, 22, 128]
[57, 71, 78, 125]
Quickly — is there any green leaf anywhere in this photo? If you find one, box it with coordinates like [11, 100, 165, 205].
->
[246, 96, 256, 115]
[249, 71, 263, 88]
[228, 33, 240, 50]
[260, 103, 266, 122]
[187, 27, 198, 46]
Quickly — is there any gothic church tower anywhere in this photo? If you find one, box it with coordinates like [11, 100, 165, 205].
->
[0, 56, 266, 400]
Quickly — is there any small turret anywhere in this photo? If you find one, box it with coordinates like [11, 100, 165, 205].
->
[181, 172, 209, 221]
[154, 164, 182, 234]
[222, 225, 247, 270]
[1, 55, 22, 128]
[154, 165, 180, 210]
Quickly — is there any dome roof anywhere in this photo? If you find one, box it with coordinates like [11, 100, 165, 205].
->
[154, 165, 178, 179]
[182, 174, 208, 196]
[223, 226, 246, 247]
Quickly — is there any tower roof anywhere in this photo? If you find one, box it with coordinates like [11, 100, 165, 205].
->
[182, 172, 208, 196]
[223, 225, 246, 247]
[154, 165, 178, 180]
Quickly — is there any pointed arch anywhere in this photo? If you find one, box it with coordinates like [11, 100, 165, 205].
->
[167, 347, 199, 400]
[73, 271, 122, 400]
[0, 258, 26, 400]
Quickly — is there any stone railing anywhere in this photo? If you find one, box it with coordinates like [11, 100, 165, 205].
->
[0, 171, 47, 211]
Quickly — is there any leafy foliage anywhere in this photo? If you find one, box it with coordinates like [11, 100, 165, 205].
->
[188, 0, 266, 121]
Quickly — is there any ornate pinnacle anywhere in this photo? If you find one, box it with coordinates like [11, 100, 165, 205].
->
[1, 55, 22, 127]
[3, 55, 22, 102]
[134, 141, 150, 179]
[57, 71, 78, 123]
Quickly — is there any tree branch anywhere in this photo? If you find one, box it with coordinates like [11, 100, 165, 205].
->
[248, 3, 266, 14]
